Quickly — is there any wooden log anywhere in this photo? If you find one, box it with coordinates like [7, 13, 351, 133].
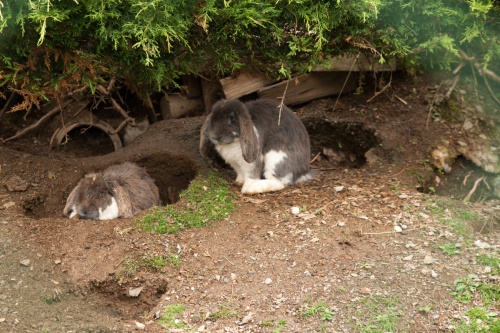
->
[160, 94, 203, 120]
[200, 79, 221, 114]
[220, 71, 276, 99]
[314, 54, 396, 72]
[257, 72, 357, 105]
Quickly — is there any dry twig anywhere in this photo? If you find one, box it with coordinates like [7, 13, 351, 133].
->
[367, 70, 393, 103]
[333, 52, 360, 111]
[426, 81, 444, 128]
[3, 100, 72, 142]
[463, 176, 484, 202]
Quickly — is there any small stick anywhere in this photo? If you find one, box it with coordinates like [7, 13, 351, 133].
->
[4, 100, 72, 142]
[310, 152, 321, 164]
[426, 81, 444, 128]
[445, 75, 460, 100]
[277, 78, 290, 126]
[394, 94, 407, 105]
[463, 176, 484, 202]
[367, 70, 393, 103]
[361, 228, 415, 236]
[97, 85, 135, 123]
[463, 172, 473, 186]
[333, 52, 360, 111]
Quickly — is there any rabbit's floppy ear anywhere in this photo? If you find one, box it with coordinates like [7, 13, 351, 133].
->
[199, 113, 213, 159]
[236, 103, 259, 163]
[63, 183, 81, 217]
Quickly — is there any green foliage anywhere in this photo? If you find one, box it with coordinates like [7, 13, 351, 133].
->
[158, 304, 187, 329]
[0, 0, 499, 110]
[353, 295, 404, 333]
[300, 302, 335, 322]
[477, 254, 500, 274]
[454, 273, 499, 307]
[138, 172, 236, 234]
[455, 306, 500, 333]
[208, 303, 239, 320]
[437, 242, 462, 256]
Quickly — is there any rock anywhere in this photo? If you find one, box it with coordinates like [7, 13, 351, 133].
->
[128, 286, 143, 297]
[2, 202, 15, 209]
[431, 270, 438, 278]
[135, 321, 145, 330]
[264, 278, 272, 285]
[394, 226, 403, 233]
[423, 255, 436, 265]
[290, 207, 300, 215]
[334, 186, 344, 192]
[239, 312, 254, 325]
[4, 175, 30, 192]
[403, 255, 413, 261]
[20, 259, 30, 267]
[474, 240, 491, 249]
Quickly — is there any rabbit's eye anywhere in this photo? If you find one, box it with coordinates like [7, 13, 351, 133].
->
[228, 112, 236, 124]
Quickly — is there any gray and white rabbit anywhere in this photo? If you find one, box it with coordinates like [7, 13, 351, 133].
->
[200, 98, 316, 194]
[63, 162, 160, 220]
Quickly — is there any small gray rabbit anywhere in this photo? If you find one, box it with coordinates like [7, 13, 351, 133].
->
[200, 98, 316, 194]
[63, 162, 160, 220]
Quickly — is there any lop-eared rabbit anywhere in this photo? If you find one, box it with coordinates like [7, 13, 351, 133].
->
[200, 98, 317, 194]
[63, 162, 160, 220]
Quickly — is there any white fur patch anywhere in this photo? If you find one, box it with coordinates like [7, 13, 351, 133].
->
[216, 139, 256, 184]
[68, 205, 77, 218]
[263, 150, 292, 183]
[242, 178, 285, 194]
[98, 197, 120, 220]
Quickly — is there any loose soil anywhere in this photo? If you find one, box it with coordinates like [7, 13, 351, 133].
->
[0, 73, 499, 333]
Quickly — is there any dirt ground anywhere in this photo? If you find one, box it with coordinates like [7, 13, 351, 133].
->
[0, 72, 499, 333]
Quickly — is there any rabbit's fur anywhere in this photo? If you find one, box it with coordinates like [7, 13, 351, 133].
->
[200, 99, 316, 194]
[63, 162, 160, 220]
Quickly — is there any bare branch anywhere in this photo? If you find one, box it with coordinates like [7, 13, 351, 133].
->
[3, 100, 72, 142]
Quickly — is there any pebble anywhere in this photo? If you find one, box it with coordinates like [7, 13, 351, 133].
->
[338, 222, 345, 227]
[334, 186, 344, 192]
[19, 259, 30, 267]
[264, 278, 272, 285]
[128, 286, 143, 297]
[423, 255, 436, 265]
[135, 321, 145, 330]
[290, 207, 300, 215]
[431, 270, 438, 278]
[403, 255, 413, 261]
[394, 226, 403, 233]
[474, 240, 491, 249]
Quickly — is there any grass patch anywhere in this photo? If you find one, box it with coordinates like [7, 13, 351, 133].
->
[352, 295, 403, 333]
[454, 306, 500, 333]
[158, 304, 187, 329]
[477, 254, 500, 275]
[261, 319, 287, 333]
[209, 303, 239, 320]
[425, 199, 479, 240]
[300, 302, 335, 322]
[437, 242, 462, 256]
[138, 172, 236, 234]
[41, 290, 62, 305]
[453, 274, 500, 307]
[142, 253, 181, 269]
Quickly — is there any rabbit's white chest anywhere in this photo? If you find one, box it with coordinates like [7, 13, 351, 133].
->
[98, 197, 120, 220]
[216, 140, 246, 165]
